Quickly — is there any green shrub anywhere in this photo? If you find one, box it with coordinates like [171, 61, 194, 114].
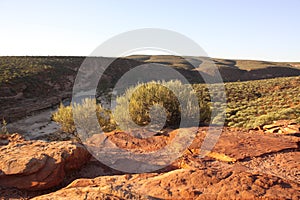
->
[113, 80, 211, 130]
[252, 114, 276, 128]
[0, 119, 9, 135]
[52, 98, 117, 135]
[243, 106, 300, 128]
[220, 77, 300, 129]
[52, 104, 74, 133]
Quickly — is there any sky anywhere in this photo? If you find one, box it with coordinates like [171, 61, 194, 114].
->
[0, 0, 299, 61]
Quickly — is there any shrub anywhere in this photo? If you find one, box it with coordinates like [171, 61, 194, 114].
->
[244, 106, 300, 128]
[113, 80, 211, 130]
[52, 98, 117, 135]
[252, 114, 277, 128]
[52, 104, 74, 133]
[0, 119, 9, 135]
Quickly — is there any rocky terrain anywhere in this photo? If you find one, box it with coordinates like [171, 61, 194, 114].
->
[0, 56, 299, 199]
[0, 125, 299, 199]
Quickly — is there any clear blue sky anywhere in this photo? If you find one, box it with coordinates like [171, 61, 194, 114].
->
[0, 0, 299, 61]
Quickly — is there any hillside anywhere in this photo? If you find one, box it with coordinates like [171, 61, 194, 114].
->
[0, 56, 300, 122]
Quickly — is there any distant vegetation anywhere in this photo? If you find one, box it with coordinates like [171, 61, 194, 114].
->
[1, 55, 299, 85]
[1, 56, 299, 126]
[0, 119, 9, 135]
[53, 76, 300, 135]
[194, 76, 300, 128]
[0, 56, 83, 84]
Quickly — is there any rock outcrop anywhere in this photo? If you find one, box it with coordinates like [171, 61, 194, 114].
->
[0, 133, 91, 191]
[32, 162, 300, 200]
[30, 127, 300, 199]
[262, 120, 300, 134]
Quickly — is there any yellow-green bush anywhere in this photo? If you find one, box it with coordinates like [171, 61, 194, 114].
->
[52, 98, 117, 134]
[113, 80, 211, 130]
[52, 104, 74, 133]
[0, 119, 9, 135]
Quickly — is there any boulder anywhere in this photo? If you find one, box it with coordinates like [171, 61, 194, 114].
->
[263, 120, 300, 135]
[263, 124, 279, 130]
[0, 134, 91, 191]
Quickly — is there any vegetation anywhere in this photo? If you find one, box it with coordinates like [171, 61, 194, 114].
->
[114, 80, 211, 130]
[52, 98, 117, 135]
[52, 104, 74, 133]
[129, 55, 300, 71]
[194, 76, 300, 128]
[0, 56, 84, 84]
[1, 56, 299, 86]
[53, 80, 210, 134]
[0, 119, 9, 135]
[53, 76, 300, 134]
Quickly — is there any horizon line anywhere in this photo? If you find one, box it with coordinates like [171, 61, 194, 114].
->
[0, 55, 299, 63]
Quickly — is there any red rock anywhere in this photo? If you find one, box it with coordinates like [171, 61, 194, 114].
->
[262, 120, 300, 135]
[32, 167, 300, 200]
[1, 127, 299, 199]
[31, 127, 300, 199]
[189, 127, 299, 160]
[0, 134, 91, 191]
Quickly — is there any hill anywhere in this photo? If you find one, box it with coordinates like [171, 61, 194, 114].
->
[0, 56, 299, 122]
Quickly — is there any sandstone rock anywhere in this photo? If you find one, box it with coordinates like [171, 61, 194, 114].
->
[32, 165, 300, 200]
[265, 127, 281, 133]
[0, 134, 91, 191]
[189, 127, 299, 160]
[1, 127, 299, 199]
[262, 120, 300, 135]
[263, 124, 279, 130]
[283, 127, 299, 134]
[31, 127, 300, 199]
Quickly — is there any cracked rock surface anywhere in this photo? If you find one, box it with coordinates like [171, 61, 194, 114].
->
[0, 126, 299, 199]
[0, 134, 91, 191]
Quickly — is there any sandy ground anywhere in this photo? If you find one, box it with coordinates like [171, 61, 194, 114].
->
[6, 109, 60, 140]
